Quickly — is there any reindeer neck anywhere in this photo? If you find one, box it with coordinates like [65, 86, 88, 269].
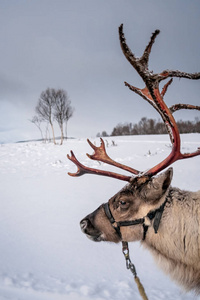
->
[142, 187, 200, 261]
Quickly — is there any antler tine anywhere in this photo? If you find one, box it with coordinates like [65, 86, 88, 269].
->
[67, 150, 132, 182]
[170, 104, 200, 114]
[159, 70, 200, 82]
[67, 151, 89, 177]
[119, 24, 137, 70]
[140, 29, 160, 66]
[86, 138, 139, 175]
[161, 79, 173, 98]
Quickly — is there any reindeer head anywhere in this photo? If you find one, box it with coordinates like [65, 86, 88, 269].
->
[80, 168, 173, 243]
[67, 24, 200, 244]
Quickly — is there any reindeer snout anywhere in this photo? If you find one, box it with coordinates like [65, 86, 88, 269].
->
[80, 218, 95, 234]
[80, 217, 102, 242]
[80, 219, 88, 231]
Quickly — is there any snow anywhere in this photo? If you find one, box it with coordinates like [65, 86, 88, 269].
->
[0, 134, 200, 300]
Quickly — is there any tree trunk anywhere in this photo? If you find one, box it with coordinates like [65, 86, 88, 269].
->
[50, 122, 56, 145]
[60, 123, 64, 145]
[65, 122, 68, 140]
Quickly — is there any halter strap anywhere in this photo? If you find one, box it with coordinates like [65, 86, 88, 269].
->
[103, 199, 168, 240]
[104, 202, 122, 238]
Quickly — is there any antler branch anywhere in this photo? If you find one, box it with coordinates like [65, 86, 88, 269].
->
[87, 138, 139, 175]
[161, 79, 173, 98]
[158, 70, 200, 82]
[67, 150, 132, 182]
[170, 104, 200, 114]
[140, 29, 160, 66]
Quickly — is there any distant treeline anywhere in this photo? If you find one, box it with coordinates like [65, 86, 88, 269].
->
[97, 117, 200, 137]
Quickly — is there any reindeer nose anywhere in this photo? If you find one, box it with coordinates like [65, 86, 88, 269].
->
[80, 219, 88, 231]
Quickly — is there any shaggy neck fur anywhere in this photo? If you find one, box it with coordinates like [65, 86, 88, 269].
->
[142, 187, 200, 292]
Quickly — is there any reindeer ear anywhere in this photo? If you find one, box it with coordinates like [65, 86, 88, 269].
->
[141, 168, 173, 203]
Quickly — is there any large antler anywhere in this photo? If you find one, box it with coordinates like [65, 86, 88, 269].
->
[119, 24, 200, 176]
[67, 25, 200, 181]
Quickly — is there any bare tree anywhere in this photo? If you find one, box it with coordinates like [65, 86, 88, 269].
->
[53, 89, 74, 145]
[30, 115, 44, 141]
[35, 88, 74, 145]
[36, 88, 57, 144]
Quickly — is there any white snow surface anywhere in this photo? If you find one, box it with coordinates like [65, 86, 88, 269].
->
[0, 134, 200, 300]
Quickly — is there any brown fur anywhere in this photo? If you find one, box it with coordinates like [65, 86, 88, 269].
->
[80, 168, 200, 292]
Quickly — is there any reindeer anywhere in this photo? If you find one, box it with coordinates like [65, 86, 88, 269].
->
[67, 25, 200, 292]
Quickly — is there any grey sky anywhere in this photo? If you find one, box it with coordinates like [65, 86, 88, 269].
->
[0, 0, 200, 143]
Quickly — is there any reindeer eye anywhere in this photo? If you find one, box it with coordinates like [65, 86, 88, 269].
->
[119, 200, 130, 210]
[120, 200, 127, 205]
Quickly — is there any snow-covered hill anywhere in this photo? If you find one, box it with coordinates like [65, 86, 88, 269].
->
[0, 134, 200, 300]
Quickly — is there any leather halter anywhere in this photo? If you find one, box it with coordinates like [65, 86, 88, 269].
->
[103, 199, 167, 240]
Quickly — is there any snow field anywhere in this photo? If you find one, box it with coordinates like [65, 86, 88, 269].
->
[0, 134, 200, 299]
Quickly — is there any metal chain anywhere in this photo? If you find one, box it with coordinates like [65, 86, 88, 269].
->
[122, 241, 149, 300]
[122, 241, 137, 276]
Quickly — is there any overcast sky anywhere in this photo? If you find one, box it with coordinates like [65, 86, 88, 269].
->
[0, 0, 200, 143]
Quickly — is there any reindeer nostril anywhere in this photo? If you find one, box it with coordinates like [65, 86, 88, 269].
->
[80, 219, 88, 230]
